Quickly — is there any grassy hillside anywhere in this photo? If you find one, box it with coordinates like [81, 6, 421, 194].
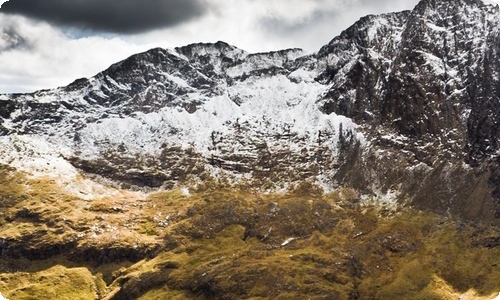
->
[1, 165, 500, 299]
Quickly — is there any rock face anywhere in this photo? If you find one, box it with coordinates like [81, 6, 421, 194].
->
[1, 0, 500, 221]
[317, 0, 500, 220]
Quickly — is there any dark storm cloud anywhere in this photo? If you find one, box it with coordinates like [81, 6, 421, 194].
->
[1, 0, 209, 34]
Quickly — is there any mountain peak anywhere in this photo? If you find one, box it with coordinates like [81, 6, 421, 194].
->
[176, 41, 247, 58]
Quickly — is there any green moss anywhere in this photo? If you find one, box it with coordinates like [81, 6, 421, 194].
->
[0, 265, 105, 300]
[374, 259, 432, 299]
[138, 222, 159, 236]
[138, 287, 191, 300]
[0, 164, 28, 208]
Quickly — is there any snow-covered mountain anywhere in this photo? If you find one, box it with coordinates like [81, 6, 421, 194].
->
[1, 0, 500, 221]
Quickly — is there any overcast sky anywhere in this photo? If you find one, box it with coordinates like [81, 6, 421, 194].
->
[0, 0, 426, 94]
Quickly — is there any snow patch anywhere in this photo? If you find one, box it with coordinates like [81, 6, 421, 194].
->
[288, 68, 318, 83]
[426, 22, 447, 32]
[366, 17, 389, 42]
[181, 187, 191, 196]
[361, 187, 402, 209]
[281, 237, 296, 247]
[0, 135, 116, 200]
[481, 0, 500, 7]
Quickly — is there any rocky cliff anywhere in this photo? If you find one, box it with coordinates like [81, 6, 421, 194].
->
[318, 0, 500, 220]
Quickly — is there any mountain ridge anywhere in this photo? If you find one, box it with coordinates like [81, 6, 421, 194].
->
[1, 0, 500, 221]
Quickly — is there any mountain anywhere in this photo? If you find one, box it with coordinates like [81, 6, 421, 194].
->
[2, 0, 500, 222]
[317, 0, 500, 220]
[3, 0, 500, 298]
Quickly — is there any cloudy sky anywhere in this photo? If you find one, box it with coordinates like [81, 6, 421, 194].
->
[0, 0, 425, 94]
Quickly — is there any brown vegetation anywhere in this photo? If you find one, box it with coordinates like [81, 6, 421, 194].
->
[1, 165, 500, 299]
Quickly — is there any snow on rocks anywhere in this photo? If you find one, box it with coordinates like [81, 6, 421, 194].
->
[0, 134, 116, 200]
[4, 0, 497, 196]
[481, 0, 500, 7]
[0, 40, 364, 191]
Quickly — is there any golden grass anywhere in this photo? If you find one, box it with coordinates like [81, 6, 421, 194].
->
[0, 265, 106, 300]
[1, 166, 500, 299]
